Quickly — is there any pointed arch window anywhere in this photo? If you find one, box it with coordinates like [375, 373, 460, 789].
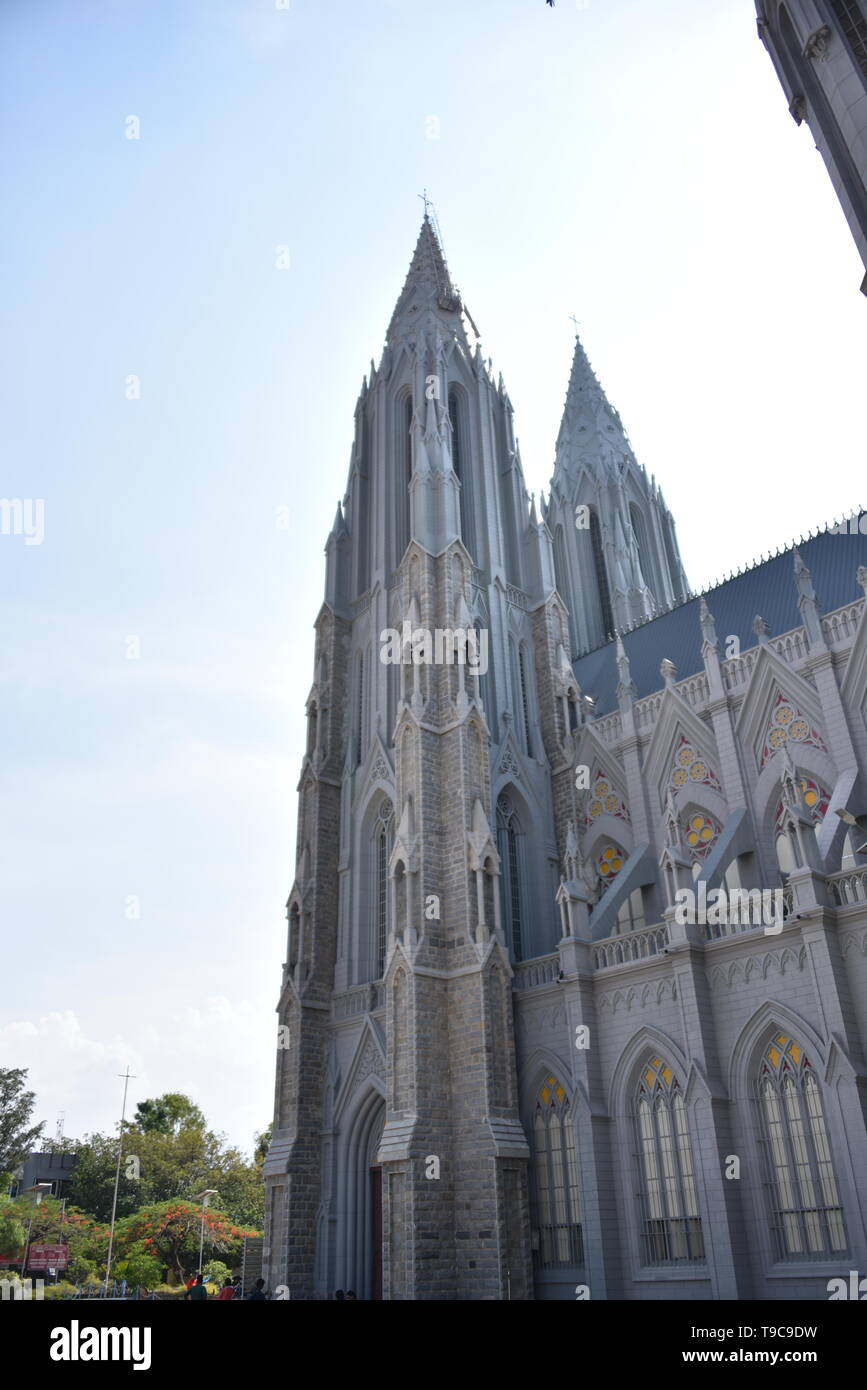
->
[448, 388, 475, 559]
[373, 799, 394, 979]
[496, 794, 525, 962]
[553, 526, 577, 654]
[754, 1033, 847, 1260]
[616, 887, 646, 934]
[634, 1057, 704, 1265]
[472, 621, 488, 711]
[517, 645, 533, 755]
[355, 652, 365, 767]
[588, 509, 614, 639]
[830, 1, 867, 79]
[532, 1074, 583, 1268]
[395, 393, 412, 565]
[288, 903, 301, 973]
[355, 414, 371, 595]
[629, 503, 649, 580]
[774, 775, 831, 874]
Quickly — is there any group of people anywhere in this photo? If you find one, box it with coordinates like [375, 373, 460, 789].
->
[183, 1273, 269, 1300]
[183, 1273, 362, 1300]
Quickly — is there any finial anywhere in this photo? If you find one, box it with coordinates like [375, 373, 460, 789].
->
[858, 566, 867, 597]
[660, 658, 677, 688]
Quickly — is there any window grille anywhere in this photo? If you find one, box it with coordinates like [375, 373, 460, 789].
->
[533, 1075, 584, 1268]
[831, 0, 867, 76]
[633, 1057, 704, 1265]
[753, 1034, 847, 1260]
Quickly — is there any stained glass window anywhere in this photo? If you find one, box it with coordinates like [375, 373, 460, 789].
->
[533, 1075, 583, 1268]
[754, 1034, 847, 1261]
[634, 1057, 704, 1265]
[683, 811, 721, 861]
[597, 844, 625, 889]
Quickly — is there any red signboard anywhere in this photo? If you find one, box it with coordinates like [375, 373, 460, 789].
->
[26, 1244, 69, 1268]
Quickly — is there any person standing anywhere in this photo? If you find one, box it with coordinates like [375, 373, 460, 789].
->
[217, 1277, 236, 1301]
[184, 1273, 208, 1301]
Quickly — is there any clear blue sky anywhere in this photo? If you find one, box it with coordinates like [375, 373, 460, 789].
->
[1, 0, 864, 1155]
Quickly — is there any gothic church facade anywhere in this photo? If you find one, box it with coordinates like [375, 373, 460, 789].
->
[756, 0, 867, 294]
[263, 218, 867, 1300]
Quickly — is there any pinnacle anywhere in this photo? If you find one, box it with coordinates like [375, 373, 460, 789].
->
[553, 331, 635, 490]
[386, 214, 464, 344]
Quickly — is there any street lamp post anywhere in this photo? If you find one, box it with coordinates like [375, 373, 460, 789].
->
[104, 1066, 136, 1296]
[195, 1190, 218, 1277]
[20, 1183, 52, 1285]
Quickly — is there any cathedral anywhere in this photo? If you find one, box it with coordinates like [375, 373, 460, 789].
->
[262, 214, 867, 1300]
[756, 0, 867, 296]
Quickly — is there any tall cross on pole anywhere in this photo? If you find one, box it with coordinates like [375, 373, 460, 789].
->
[418, 188, 432, 219]
[569, 314, 581, 333]
[105, 1066, 136, 1290]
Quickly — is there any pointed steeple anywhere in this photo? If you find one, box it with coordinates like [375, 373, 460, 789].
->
[793, 548, 826, 650]
[386, 215, 469, 346]
[553, 334, 635, 488]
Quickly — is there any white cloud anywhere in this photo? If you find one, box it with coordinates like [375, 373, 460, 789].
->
[0, 997, 276, 1155]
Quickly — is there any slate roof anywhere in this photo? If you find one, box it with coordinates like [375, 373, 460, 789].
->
[572, 526, 867, 717]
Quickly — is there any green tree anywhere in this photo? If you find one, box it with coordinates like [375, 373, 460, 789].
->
[65, 1132, 139, 1224]
[0, 1204, 26, 1258]
[0, 1068, 44, 1173]
[117, 1241, 163, 1289]
[202, 1258, 230, 1287]
[65, 1093, 265, 1230]
[253, 1124, 272, 1167]
[134, 1094, 206, 1135]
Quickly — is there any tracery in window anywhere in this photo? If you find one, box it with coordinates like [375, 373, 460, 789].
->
[597, 844, 626, 890]
[634, 1057, 704, 1266]
[683, 811, 721, 861]
[670, 736, 721, 793]
[761, 695, 827, 769]
[830, 0, 867, 78]
[754, 1034, 847, 1260]
[532, 1074, 583, 1268]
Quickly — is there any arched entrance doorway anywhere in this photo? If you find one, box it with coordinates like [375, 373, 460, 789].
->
[339, 1088, 385, 1300]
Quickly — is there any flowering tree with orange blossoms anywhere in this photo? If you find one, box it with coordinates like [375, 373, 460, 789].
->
[115, 1200, 258, 1282]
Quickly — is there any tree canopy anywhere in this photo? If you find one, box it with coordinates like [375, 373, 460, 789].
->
[0, 1067, 44, 1173]
[65, 1093, 265, 1230]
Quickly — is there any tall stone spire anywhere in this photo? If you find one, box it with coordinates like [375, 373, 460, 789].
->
[386, 215, 477, 349]
[544, 331, 688, 653]
[553, 334, 638, 489]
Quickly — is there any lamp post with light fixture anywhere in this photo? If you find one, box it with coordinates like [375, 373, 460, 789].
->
[194, 1190, 218, 1276]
